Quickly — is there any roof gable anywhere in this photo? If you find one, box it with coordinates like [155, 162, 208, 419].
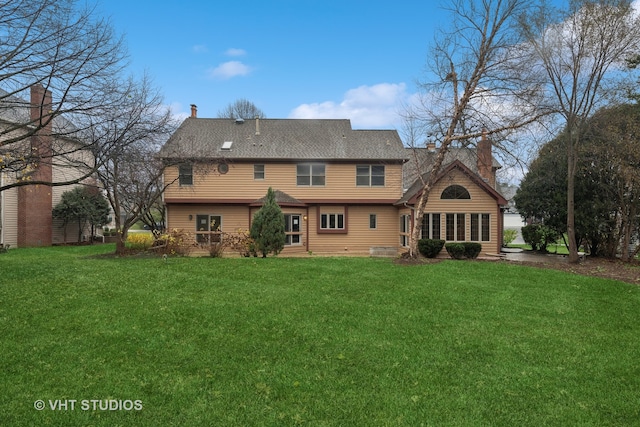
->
[159, 118, 408, 162]
[397, 160, 507, 206]
[250, 190, 306, 207]
[403, 147, 501, 190]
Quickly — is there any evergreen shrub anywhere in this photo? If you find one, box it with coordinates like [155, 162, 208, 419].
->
[418, 239, 445, 258]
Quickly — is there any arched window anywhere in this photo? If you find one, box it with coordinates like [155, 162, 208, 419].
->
[441, 185, 471, 200]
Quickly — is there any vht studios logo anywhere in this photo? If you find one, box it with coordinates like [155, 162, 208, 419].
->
[34, 399, 143, 411]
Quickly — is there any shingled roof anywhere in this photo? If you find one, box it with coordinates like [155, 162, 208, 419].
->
[0, 87, 77, 135]
[403, 147, 502, 190]
[250, 190, 306, 207]
[159, 118, 407, 162]
[396, 159, 508, 206]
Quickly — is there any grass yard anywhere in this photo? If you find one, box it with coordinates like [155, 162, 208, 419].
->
[1, 245, 639, 426]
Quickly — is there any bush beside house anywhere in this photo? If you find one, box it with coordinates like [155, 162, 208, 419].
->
[418, 239, 446, 258]
[445, 242, 482, 259]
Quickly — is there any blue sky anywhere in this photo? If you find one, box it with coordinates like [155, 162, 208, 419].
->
[96, 0, 440, 129]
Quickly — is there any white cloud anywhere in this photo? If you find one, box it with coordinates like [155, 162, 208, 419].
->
[225, 48, 246, 57]
[208, 61, 252, 79]
[192, 44, 208, 53]
[170, 102, 190, 122]
[289, 83, 411, 129]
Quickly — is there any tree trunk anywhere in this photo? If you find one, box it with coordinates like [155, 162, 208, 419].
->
[115, 229, 128, 255]
[566, 128, 580, 264]
[408, 141, 453, 258]
[409, 190, 429, 257]
[621, 202, 634, 262]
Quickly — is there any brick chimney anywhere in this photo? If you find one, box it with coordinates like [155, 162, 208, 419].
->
[190, 104, 197, 118]
[17, 84, 54, 246]
[477, 130, 495, 188]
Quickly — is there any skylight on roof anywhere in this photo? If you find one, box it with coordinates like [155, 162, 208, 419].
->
[221, 141, 233, 150]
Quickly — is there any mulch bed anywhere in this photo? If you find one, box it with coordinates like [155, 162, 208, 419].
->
[394, 252, 640, 285]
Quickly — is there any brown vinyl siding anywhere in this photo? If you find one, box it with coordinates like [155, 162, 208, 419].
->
[167, 202, 402, 256]
[422, 169, 502, 254]
[306, 205, 400, 255]
[164, 162, 404, 202]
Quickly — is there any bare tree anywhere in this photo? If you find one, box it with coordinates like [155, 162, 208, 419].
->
[0, 0, 127, 192]
[403, 0, 547, 257]
[519, 0, 640, 263]
[216, 98, 265, 120]
[91, 75, 178, 255]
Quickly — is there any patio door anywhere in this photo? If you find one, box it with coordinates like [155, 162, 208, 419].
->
[196, 214, 222, 244]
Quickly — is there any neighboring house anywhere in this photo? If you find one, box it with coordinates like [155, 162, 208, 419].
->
[0, 84, 95, 247]
[160, 108, 507, 256]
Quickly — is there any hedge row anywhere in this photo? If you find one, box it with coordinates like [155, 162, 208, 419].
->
[417, 239, 482, 260]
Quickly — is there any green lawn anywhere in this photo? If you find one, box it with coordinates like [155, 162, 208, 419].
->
[1, 245, 639, 426]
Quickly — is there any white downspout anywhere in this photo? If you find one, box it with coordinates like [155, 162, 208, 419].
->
[0, 173, 4, 245]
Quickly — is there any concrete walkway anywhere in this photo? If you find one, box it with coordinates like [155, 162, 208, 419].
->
[502, 248, 578, 263]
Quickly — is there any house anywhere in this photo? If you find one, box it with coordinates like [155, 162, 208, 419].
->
[0, 84, 95, 247]
[397, 136, 508, 255]
[159, 111, 407, 256]
[160, 108, 507, 257]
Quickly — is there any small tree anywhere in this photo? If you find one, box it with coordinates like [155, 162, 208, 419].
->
[250, 188, 285, 257]
[52, 186, 109, 243]
[93, 74, 178, 255]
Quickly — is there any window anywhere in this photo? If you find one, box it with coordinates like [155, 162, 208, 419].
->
[369, 214, 377, 229]
[471, 213, 490, 242]
[284, 214, 302, 245]
[196, 214, 222, 244]
[441, 185, 471, 199]
[400, 214, 411, 247]
[179, 164, 193, 186]
[254, 164, 265, 180]
[321, 213, 344, 229]
[421, 213, 441, 240]
[356, 165, 385, 186]
[297, 163, 325, 186]
[446, 213, 465, 241]
[482, 214, 490, 242]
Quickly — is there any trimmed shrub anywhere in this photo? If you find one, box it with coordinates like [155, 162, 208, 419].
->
[521, 224, 560, 252]
[418, 239, 445, 258]
[444, 242, 482, 259]
[445, 243, 466, 259]
[463, 242, 482, 259]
